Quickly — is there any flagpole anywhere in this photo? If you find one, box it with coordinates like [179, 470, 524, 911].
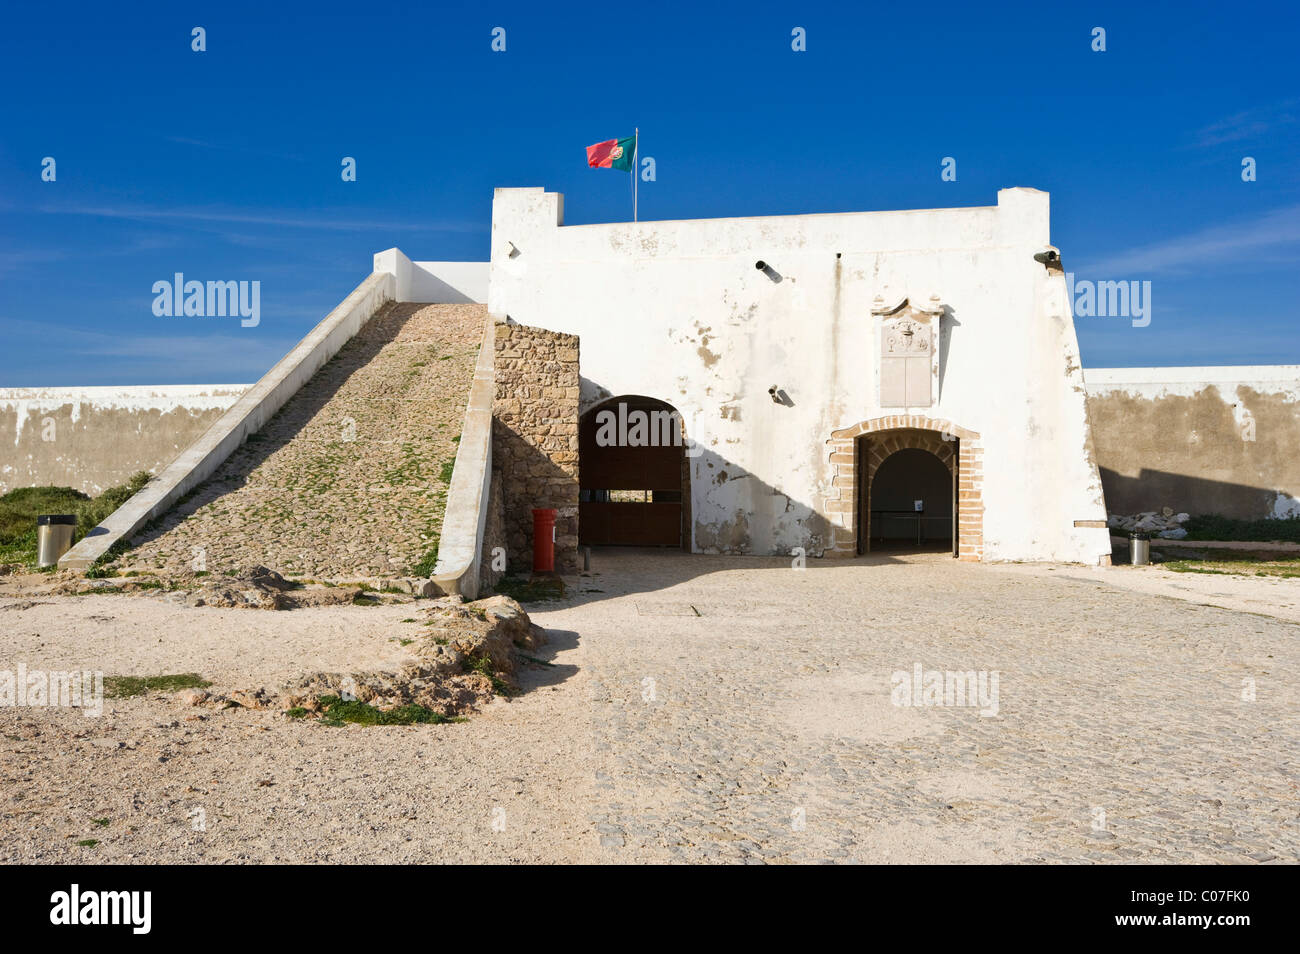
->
[633, 127, 639, 222]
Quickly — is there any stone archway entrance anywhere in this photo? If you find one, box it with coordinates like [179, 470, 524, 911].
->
[578, 395, 691, 548]
[867, 446, 954, 551]
[823, 416, 984, 561]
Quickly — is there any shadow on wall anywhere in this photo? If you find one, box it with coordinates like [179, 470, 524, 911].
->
[575, 377, 838, 558]
[1086, 385, 1300, 521]
[689, 444, 837, 556]
[492, 418, 580, 574]
[1099, 467, 1297, 521]
[414, 275, 479, 304]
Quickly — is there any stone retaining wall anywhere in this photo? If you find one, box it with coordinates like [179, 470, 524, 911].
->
[492, 321, 580, 574]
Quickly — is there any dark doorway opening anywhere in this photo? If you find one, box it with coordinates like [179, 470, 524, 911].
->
[579, 395, 689, 548]
[866, 447, 954, 552]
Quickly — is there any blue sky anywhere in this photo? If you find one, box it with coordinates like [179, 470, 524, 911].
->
[1, 0, 1297, 385]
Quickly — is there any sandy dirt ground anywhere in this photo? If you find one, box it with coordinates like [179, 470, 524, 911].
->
[0, 586, 599, 863]
[991, 560, 1300, 624]
[2, 552, 1297, 864]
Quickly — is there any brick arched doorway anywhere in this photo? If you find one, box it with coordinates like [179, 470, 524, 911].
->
[824, 416, 984, 561]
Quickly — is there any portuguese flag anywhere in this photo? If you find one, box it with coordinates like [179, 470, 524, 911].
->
[586, 134, 636, 171]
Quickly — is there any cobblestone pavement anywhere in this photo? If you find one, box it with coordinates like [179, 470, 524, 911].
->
[123, 303, 484, 580]
[549, 550, 1300, 864]
[3, 551, 1297, 863]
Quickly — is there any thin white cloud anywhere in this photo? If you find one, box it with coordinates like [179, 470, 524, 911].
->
[1076, 204, 1300, 276]
[0, 235, 176, 275]
[0, 316, 299, 382]
[36, 203, 482, 234]
[1193, 100, 1298, 148]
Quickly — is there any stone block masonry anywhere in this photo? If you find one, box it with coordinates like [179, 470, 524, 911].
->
[492, 321, 580, 574]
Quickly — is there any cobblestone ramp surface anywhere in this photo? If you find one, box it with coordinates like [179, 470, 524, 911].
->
[123, 303, 485, 579]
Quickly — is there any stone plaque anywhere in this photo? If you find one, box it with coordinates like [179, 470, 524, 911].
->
[880, 317, 932, 407]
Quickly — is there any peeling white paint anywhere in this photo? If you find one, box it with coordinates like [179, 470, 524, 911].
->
[1083, 367, 1300, 404]
[0, 385, 251, 413]
[487, 186, 1112, 562]
[1, 385, 249, 491]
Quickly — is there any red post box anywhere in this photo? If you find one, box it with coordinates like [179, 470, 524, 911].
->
[532, 508, 558, 573]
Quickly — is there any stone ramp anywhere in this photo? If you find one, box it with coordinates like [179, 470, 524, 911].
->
[122, 303, 485, 579]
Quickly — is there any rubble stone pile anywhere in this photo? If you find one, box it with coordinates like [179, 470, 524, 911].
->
[1108, 507, 1191, 539]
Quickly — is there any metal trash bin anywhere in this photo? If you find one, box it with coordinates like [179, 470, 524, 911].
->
[1130, 531, 1150, 566]
[37, 514, 76, 567]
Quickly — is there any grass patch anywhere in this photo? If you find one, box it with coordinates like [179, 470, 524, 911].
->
[104, 673, 211, 699]
[439, 459, 456, 484]
[380, 442, 435, 488]
[411, 535, 440, 578]
[494, 575, 566, 603]
[0, 472, 151, 567]
[76, 839, 99, 848]
[463, 655, 513, 696]
[313, 695, 465, 727]
[1182, 514, 1300, 543]
[1164, 564, 1228, 575]
[83, 538, 134, 578]
[1164, 557, 1300, 578]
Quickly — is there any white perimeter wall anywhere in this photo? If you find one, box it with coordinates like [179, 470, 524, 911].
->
[1084, 366, 1300, 402]
[0, 385, 248, 495]
[374, 248, 488, 303]
[488, 186, 1112, 563]
[1083, 366, 1300, 519]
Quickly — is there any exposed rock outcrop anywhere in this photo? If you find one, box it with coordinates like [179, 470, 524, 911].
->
[279, 595, 547, 718]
